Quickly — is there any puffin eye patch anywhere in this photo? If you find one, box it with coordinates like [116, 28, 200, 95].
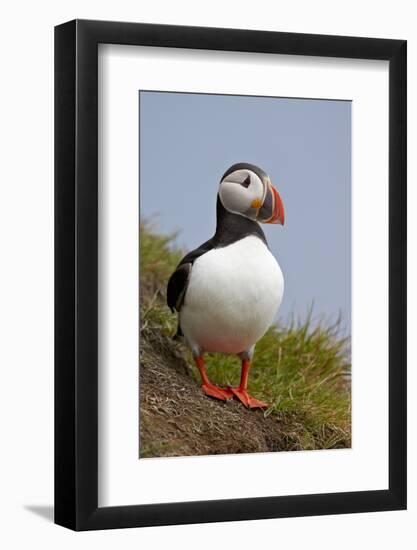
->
[241, 175, 251, 188]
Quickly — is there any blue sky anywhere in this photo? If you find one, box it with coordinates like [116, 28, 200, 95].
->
[140, 91, 351, 334]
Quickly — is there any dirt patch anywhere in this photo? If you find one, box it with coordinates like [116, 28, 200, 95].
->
[139, 327, 292, 458]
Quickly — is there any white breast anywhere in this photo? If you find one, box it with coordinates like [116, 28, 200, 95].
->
[179, 236, 284, 355]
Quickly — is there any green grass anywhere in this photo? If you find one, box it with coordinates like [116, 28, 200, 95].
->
[140, 222, 351, 450]
[140, 222, 183, 335]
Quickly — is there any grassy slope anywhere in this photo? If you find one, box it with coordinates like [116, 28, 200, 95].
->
[140, 223, 351, 457]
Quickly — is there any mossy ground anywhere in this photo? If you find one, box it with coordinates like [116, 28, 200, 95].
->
[139, 223, 351, 458]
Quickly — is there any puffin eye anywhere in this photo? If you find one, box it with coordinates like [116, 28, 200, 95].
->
[241, 175, 251, 188]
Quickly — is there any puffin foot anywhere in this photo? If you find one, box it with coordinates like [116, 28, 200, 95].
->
[229, 387, 268, 409]
[201, 383, 234, 401]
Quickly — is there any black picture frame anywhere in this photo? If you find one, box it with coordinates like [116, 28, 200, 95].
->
[55, 19, 407, 531]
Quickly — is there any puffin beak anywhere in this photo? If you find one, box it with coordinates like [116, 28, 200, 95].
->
[267, 183, 285, 225]
[257, 181, 285, 225]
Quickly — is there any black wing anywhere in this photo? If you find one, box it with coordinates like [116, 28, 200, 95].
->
[167, 263, 192, 312]
[166, 238, 215, 313]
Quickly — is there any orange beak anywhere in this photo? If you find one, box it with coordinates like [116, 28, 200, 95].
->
[265, 183, 285, 225]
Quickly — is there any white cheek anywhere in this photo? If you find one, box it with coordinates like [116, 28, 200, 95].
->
[219, 181, 252, 214]
[247, 176, 264, 203]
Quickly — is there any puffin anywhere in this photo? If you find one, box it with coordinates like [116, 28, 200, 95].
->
[167, 163, 285, 409]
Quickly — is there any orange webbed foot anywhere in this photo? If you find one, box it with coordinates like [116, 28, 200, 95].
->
[201, 383, 234, 402]
[229, 387, 268, 409]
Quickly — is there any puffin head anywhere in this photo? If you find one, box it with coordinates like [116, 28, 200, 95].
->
[218, 163, 285, 225]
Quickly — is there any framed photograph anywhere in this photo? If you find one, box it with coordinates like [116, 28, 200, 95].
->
[55, 19, 406, 530]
